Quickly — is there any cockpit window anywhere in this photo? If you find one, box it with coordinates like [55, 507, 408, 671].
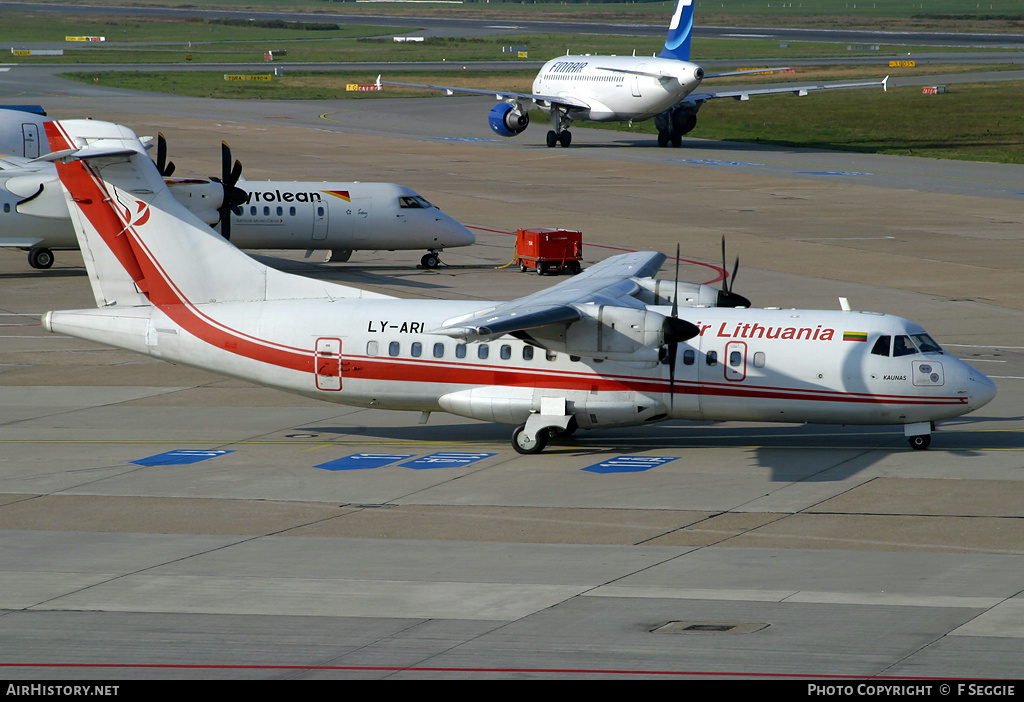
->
[399, 196, 433, 209]
[871, 335, 891, 357]
[911, 333, 943, 353]
[893, 335, 917, 357]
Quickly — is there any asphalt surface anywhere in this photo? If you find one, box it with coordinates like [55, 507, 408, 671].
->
[1, 8, 1023, 682]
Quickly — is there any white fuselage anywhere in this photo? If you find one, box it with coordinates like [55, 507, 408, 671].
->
[44, 300, 997, 433]
[0, 165, 474, 254]
[532, 55, 704, 122]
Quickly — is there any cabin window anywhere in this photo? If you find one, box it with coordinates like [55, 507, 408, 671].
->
[366, 341, 378, 357]
[912, 333, 943, 353]
[478, 344, 489, 360]
[753, 352, 766, 368]
[893, 335, 917, 357]
[500, 345, 512, 360]
[289, 206, 296, 216]
[411, 342, 422, 358]
[455, 344, 467, 359]
[683, 349, 695, 365]
[522, 346, 534, 361]
[276, 206, 283, 216]
[706, 350, 718, 366]
[2, 203, 8, 213]
[433, 343, 445, 358]
[250, 206, 256, 215]
[871, 335, 891, 357]
[388, 341, 400, 357]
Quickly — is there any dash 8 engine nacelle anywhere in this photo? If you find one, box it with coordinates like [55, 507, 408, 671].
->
[488, 103, 530, 137]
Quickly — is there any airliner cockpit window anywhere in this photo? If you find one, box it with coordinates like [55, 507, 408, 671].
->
[911, 333, 943, 353]
[893, 335, 918, 357]
[399, 196, 433, 209]
[871, 335, 891, 357]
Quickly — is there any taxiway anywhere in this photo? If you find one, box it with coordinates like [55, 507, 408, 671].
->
[1, 60, 1023, 680]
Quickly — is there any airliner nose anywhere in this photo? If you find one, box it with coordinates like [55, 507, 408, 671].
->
[439, 215, 476, 248]
[967, 368, 997, 412]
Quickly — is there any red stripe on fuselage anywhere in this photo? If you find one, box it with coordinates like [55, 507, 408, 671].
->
[49, 133, 967, 411]
[54, 155, 313, 374]
[344, 356, 967, 407]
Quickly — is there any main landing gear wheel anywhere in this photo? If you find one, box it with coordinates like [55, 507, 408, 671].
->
[908, 434, 931, 450]
[420, 252, 440, 269]
[28, 247, 54, 269]
[546, 130, 572, 148]
[512, 424, 548, 455]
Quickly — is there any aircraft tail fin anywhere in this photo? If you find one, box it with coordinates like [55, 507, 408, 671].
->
[658, 0, 695, 62]
[44, 119, 389, 309]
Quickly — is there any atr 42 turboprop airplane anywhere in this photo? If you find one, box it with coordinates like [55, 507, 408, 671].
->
[381, 0, 887, 148]
[0, 109, 474, 269]
[40, 119, 995, 454]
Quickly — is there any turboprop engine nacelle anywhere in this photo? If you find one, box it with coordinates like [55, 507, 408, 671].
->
[4, 173, 68, 220]
[529, 304, 695, 362]
[632, 277, 751, 309]
[164, 178, 226, 225]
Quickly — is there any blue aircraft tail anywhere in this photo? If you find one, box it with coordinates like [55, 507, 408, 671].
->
[658, 0, 695, 62]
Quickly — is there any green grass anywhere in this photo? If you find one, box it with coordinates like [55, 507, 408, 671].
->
[61, 69, 1024, 164]
[14, 2, 1021, 165]
[594, 82, 1024, 164]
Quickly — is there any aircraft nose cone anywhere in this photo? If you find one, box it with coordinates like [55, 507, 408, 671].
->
[440, 217, 475, 247]
[967, 369, 997, 411]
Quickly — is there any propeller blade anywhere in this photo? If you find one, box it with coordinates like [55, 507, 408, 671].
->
[221, 142, 232, 183]
[671, 243, 680, 319]
[155, 133, 175, 176]
[716, 237, 749, 307]
[214, 143, 247, 241]
[721, 236, 729, 293]
[228, 159, 242, 189]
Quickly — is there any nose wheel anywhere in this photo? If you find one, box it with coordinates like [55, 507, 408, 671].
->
[420, 251, 441, 269]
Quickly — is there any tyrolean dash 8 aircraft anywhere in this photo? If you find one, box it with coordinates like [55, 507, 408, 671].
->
[381, 0, 886, 148]
[41, 119, 995, 454]
[0, 109, 474, 268]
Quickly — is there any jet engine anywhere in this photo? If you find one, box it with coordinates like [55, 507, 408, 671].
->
[488, 103, 530, 137]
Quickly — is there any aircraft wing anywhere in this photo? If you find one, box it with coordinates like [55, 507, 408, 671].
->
[431, 251, 666, 340]
[377, 78, 592, 110]
[684, 76, 887, 104]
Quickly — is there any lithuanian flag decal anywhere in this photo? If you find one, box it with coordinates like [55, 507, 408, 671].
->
[843, 331, 868, 342]
[323, 190, 351, 202]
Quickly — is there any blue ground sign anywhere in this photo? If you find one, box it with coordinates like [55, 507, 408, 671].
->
[400, 452, 496, 470]
[132, 449, 233, 466]
[316, 453, 414, 471]
[582, 456, 678, 474]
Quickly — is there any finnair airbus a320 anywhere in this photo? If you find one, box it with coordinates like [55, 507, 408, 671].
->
[382, 0, 886, 147]
[41, 119, 994, 454]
